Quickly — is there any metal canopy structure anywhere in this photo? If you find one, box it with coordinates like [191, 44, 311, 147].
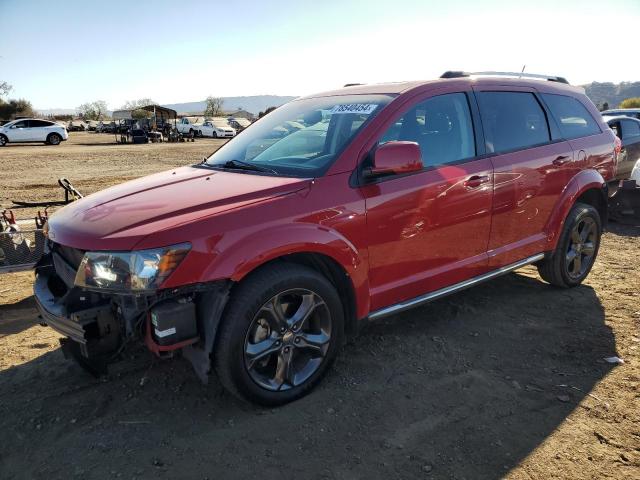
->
[112, 105, 178, 122]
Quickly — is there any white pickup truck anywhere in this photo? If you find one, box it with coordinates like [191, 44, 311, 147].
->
[176, 117, 201, 136]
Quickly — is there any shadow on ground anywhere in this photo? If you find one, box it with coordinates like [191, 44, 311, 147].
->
[0, 271, 617, 480]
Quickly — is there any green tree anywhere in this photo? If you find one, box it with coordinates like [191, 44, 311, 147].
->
[258, 106, 277, 118]
[122, 98, 156, 120]
[204, 96, 224, 117]
[619, 97, 640, 108]
[77, 100, 108, 120]
[0, 98, 34, 119]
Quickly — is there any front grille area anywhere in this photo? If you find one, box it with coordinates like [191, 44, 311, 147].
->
[53, 243, 85, 270]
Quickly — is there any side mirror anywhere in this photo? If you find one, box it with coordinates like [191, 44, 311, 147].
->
[367, 141, 423, 177]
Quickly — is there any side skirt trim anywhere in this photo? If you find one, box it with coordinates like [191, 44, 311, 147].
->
[368, 253, 545, 321]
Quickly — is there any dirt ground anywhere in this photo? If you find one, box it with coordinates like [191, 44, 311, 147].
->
[0, 132, 638, 480]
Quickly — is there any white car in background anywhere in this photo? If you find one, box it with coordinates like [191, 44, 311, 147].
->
[199, 118, 236, 138]
[631, 159, 640, 185]
[0, 118, 68, 146]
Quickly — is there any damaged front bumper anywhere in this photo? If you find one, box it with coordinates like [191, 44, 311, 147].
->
[34, 250, 230, 379]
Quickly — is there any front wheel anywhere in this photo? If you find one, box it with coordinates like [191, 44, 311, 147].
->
[214, 264, 344, 406]
[212, 131, 218, 139]
[537, 202, 601, 287]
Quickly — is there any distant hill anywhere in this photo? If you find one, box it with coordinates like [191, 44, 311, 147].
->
[36, 108, 80, 116]
[35, 95, 297, 117]
[583, 82, 640, 109]
[163, 95, 297, 115]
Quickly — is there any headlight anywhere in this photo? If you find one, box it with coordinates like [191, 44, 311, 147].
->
[74, 243, 191, 292]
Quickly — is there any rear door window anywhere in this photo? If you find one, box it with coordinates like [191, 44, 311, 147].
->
[379, 92, 476, 167]
[477, 92, 550, 153]
[541, 93, 601, 140]
[621, 120, 640, 140]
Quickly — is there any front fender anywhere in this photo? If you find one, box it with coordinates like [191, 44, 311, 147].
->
[544, 169, 607, 249]
[202, 223, 370, 319]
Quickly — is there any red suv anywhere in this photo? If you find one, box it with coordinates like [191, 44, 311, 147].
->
[35, 72, 617, 405]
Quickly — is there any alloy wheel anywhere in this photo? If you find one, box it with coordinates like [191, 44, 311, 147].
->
[565, 217, 597, 279]
[244, 288, 332, 391]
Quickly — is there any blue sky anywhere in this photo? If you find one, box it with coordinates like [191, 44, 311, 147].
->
[1, 0, 639, 110]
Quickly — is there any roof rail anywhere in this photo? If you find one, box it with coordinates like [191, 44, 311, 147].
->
[440, 71, 569, 84]
[343, 83, 364, 87]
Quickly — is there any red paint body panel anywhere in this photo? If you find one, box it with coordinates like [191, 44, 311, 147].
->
[486, 141, 574, 267]
[362, 159, 493, 310]
[46, 77, 616, 321]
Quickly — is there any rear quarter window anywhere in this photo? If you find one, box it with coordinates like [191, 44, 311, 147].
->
[541, 93, 601, 140]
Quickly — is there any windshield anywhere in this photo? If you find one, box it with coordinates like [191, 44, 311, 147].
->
[204, 94, 394, 177]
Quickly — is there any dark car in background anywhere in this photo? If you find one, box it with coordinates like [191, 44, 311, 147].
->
[129, 129, 149, 144]
[604, 116, 640, 180]
[601, 108, 640, 120]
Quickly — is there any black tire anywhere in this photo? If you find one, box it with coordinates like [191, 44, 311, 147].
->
[537, 202, 601, 288]
[214, 263, 344, 406]
[47, 133, 62, 145]
[0, 134, 7, 146]
[212, 131, 218, 139]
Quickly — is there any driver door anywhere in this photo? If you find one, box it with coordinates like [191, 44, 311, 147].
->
[362, 92, 494, 311]
[8, 120, 31, 141]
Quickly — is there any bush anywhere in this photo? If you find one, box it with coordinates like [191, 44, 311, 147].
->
[619, 97, 640, 109]
[0, 98, 34, 119]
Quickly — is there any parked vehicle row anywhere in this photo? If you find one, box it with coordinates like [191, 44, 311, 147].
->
[36, 71, 617, 405]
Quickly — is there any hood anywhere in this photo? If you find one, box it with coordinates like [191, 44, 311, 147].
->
[48, 166, 310, 250]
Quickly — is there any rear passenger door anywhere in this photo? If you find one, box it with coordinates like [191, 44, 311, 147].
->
[28, 120, 51, 141]
[473, 87, 575, 268]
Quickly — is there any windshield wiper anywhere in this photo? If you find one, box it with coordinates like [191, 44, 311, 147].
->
[221, 159, 278, 174]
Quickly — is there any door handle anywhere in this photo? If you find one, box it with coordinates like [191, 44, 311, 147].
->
[464, 175, 490, 188]
[553, 155, 571, 166]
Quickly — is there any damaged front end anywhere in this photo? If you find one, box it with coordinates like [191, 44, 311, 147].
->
[34, 241, 230, 380]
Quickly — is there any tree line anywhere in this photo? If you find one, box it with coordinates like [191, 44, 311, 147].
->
[0, 81, 34, 119]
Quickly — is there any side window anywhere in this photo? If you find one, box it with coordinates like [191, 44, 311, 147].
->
[30, 120, 50, 127]
[621, 120, 640, 140]
[12, 120, 28, 128]
[541, 93, 601, 140]
[477, 92, 550, 153]
[379, 92, 476, 167]
[609, 122, 621, 139]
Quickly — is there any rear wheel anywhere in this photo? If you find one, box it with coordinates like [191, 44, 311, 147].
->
[214, 264, 344, 405]
[0, 134, 7, 146]
[47, 133, 62, 145]
[537, 202, 601, 287]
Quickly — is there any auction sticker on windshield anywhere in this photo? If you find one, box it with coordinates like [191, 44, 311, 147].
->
[330, 104, 378, 115]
